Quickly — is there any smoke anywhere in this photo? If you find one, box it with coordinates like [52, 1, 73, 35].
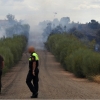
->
[28, 25, 45, 50]
[0, 14, 30, 41]
[26, 18, 52, 50]
[0, 14, 96, 51]
[0, 14, 46, 51]
[27, 16, 79, 50]
[0, 27, 6, 38]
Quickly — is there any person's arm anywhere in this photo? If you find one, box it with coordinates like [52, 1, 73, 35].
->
[31, 56, 36, 76]
[1, 56, 4, 69]
[2, 61, 4, 69]
[32, 61, 36, 76]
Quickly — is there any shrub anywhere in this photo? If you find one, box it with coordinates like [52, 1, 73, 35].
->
[46, 33, 100, 79]
[0, 35, 27, 74]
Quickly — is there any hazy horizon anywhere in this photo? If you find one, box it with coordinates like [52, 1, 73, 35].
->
[0, 0, 100, 25]
[0, 0, 100, 50]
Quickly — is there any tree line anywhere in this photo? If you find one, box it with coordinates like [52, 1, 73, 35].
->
[0, 35, 27, 74]
[39, 17, 100, 51]
[46, 33, 100, 80]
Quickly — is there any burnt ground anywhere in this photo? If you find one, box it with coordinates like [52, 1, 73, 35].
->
[0, 49, 100, 99]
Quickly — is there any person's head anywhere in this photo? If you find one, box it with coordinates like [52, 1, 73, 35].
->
[28, 46, 35, 53]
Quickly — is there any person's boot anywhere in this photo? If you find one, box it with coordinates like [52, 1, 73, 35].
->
[31, 93, 38, 98]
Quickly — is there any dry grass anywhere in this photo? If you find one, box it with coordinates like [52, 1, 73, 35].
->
[92, 75, 100, 83]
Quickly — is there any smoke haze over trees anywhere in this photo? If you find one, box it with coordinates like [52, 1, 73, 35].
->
[39, 17, 100, 41]
[37, 16, 100, 51]
[0, 14, 30, 39]
[1, 14, 100, 51]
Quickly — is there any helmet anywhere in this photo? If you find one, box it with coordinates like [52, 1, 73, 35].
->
[28, 46, 35, 53]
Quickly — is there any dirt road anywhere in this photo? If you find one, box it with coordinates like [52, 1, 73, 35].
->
[1, 49, 100, 99]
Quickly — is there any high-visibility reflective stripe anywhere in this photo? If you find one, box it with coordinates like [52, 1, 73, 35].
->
[32, 53, 39, 60]
[29, 58, 31, 61]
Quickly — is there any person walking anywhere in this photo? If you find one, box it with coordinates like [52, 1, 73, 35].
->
[0, 55, 4, 94]
[26, 46, 39, 98]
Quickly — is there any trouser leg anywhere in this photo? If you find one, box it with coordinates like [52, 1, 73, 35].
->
[26, 71, 35, 94]
[33, 68, 39, 93]
[0, 70, 2, 93]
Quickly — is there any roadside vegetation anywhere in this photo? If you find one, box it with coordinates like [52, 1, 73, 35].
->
[46, 33, 100, 81]
[0, 14, 29, 74]
[0, 35, 27, 74]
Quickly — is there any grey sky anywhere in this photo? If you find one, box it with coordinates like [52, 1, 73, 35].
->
[0, 0, 100, 25]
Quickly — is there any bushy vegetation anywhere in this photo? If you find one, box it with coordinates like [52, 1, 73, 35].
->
[40, 17, 100, 47]
[46, 34, 100, 79]
[0, 35, 27, 74]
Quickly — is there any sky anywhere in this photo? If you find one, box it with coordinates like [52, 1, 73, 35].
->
[0, 0, 100, 49]
[0, 0, 100, 25]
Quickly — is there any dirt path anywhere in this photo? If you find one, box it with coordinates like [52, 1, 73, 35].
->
[1, 49, 100, 99]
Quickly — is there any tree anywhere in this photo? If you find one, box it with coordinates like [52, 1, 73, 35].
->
[96, 30, 100, 37]
[69, 27, 76, 33]
[88, 19, 99, 29]
[60, 17, 70, 27]
[6, 23, 30, 39]
[51, 25, 64, 34]
[52, 18, 59, 27]
[42, 22, 52, 41]
[6, 14, 15, 22]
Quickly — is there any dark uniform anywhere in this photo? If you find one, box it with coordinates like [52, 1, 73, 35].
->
[26, 52, 39, 98]
[0, 55, 4, 93]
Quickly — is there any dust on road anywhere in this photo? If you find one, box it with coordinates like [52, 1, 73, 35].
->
[0, 50, 100, 99]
